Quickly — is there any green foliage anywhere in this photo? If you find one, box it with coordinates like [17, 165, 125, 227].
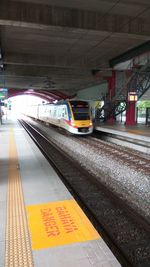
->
[137, 101, 150, 109]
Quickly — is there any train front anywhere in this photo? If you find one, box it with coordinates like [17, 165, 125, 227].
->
[68, 100, 93, 135]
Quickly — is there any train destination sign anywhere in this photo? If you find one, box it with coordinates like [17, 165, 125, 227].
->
[0, 88, 8, 100]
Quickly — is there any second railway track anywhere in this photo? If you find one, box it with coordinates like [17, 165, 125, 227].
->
[75, 135, 150, 174]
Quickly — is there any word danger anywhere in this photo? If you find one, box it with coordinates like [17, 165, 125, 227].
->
[40, 206, 78, 237]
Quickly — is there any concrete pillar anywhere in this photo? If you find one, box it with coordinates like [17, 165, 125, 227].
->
[125, 101, 137, 125]
[106, 71, 116, 123]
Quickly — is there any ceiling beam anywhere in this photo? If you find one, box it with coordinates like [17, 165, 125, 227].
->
[110, 41, 150, 67]
[0, 1, 149, 36]
[3, 52, 90, 69]
[3, 64, 91, 78]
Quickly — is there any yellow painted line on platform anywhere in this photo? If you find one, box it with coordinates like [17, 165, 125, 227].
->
[5, 129, 34, 267]
[26, 199, 100, 250]
[103, 127, 148, 136]
[127, 130, 145, 135]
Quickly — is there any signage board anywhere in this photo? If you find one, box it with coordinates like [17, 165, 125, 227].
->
[128, 92, 138, 101]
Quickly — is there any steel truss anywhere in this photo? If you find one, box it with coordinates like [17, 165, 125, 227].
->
[96, 68, 150, 121]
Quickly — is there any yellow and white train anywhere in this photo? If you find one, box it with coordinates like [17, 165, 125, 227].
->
[24, 100, 93, 135]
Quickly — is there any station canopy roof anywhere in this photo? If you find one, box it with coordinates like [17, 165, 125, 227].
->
[0, 0, 150, 101]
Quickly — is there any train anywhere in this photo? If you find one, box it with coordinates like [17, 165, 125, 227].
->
[24, 100, 93, 135]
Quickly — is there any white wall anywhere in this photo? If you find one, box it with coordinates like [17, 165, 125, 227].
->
[76, 82, 107, 100]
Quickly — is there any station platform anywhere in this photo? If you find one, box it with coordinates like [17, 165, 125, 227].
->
[0, 118, 121, 267]
[94, 122, 150, 153]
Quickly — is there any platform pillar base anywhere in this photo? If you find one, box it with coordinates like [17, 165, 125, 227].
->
[125, 101, 136, 126]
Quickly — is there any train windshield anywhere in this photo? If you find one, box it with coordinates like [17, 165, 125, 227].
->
[70, 101, 90, 120]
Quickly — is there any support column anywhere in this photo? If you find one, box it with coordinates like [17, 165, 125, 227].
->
[106, 71, 116, 123]
[125, 101, 137, 125]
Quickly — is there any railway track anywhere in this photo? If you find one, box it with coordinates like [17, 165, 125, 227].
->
[75, 135, 150, 174]
[93, 129, 150, 155]
[20, 118, 150, 267]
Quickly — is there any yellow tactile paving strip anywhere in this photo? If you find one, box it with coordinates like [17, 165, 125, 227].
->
[127, 130, 147, 135]
[5, 129, 34, 267]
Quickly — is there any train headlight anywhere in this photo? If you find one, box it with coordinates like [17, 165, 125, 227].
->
[89, 122, 93, 126]
[71, 120, 75, 126]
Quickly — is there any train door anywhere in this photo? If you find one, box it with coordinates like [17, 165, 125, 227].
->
[61, 105, 68, 119]
[59, 105, 66, 128]
[64, 106, 68, 120]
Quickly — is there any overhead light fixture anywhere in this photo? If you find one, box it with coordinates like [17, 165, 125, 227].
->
[128, 92, 138, 101]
